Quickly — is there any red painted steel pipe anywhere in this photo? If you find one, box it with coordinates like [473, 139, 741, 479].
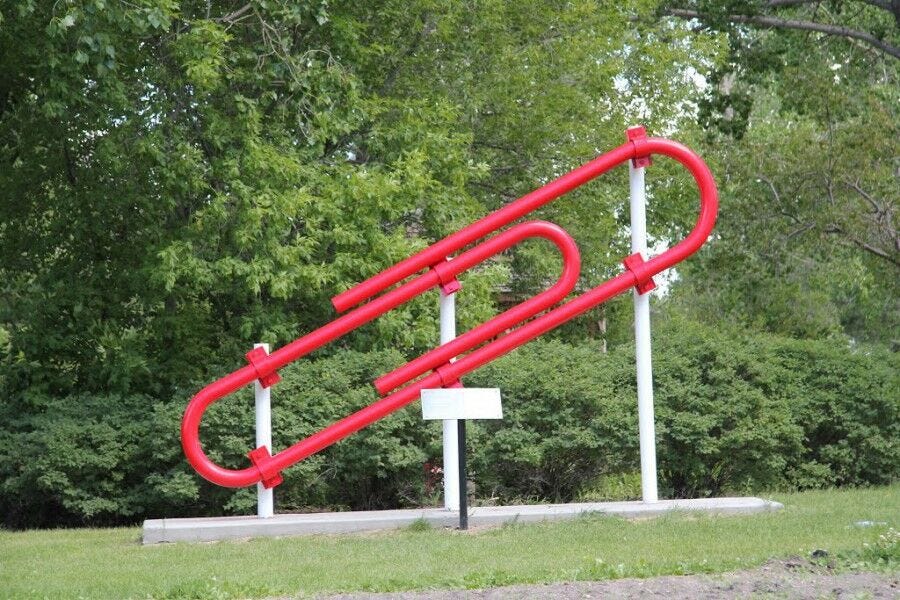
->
[331, 142, 638, 313]
[375, 226, 580, 394]
[181, 221, 580, 487]
[181, 134, 718, 489]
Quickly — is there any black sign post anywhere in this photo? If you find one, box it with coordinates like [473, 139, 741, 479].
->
[457, 419, 468, 530]
[420, 387, 502, 531]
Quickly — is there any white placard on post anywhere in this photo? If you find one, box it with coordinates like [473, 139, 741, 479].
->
[421, 388, 504, 420]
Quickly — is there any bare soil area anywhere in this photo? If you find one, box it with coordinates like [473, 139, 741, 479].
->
[319, 559, 898, 599]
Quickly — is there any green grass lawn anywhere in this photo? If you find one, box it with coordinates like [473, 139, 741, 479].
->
[1, 486, 897, 599]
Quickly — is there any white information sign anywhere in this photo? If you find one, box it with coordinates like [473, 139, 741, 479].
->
[421, 388, 503, 421]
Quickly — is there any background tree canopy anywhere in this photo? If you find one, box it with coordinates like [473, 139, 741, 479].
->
[664, 0, 899, 343]
[0, 1, 896, 527]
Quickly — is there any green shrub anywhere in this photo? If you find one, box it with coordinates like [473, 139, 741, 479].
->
[269, 348, 435, 511]
[465, 340, 639, 501]
[656, 318, 898, 495]
[470, 320, 897, 500]
[1, 320, 896, 528]
[0, 393, 199, 527]
[777, 340, 899, 488]
[651, 318, 807, 496]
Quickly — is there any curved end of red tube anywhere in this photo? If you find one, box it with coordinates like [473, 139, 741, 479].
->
[181, 383, 264, 489]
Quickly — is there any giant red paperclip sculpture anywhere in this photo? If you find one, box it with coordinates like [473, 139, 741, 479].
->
[181, 127, 718, 489]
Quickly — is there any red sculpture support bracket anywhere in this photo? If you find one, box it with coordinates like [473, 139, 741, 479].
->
[181, 130, 718, 489]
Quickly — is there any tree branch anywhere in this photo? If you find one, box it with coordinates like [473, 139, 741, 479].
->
[824, 224, 900, 267]
[766, 1, 822, 7]
[215, 3, 252, 24]
[757, 175, 782, 204]
[786, 221, 817, 239]
[843, 179, 883, 214]
[381, 13, 435, 95]
[664, 8, 900, 59]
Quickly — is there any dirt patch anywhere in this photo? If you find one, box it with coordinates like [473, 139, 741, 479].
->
[317, 559, 898, 599]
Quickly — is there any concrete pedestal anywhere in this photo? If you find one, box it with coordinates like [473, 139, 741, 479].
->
[143, 497, 782, 544]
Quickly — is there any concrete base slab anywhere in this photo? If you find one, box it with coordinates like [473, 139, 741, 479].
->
[142, 497, 781, 544]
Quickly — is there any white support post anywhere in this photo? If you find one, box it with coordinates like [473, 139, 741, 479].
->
[439, 291, 460, 511]
[629, 160, 659, 503]
[254, 343, 274, 518]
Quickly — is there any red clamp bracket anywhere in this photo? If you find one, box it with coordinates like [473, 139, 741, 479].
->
[626, 126, 652, 168]
[245, 346, 281, 388]
[248, 446, 283, 489]
[431, 259, 462, 295]
[623, 252, 657, 295]
[434, 363, 464, 388]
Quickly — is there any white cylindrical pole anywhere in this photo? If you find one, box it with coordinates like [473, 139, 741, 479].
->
[439, 290, 460, 511]
[629, 160, 659, 503]
[255, 343, 274, 518]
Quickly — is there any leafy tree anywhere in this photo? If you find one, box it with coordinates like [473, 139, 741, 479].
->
[0, 1, 725, 401]
[664, 1, 899, 61]
[0, 1, 488, 398]
[665, 0, 898, 343]
[4, 322, 895, 527]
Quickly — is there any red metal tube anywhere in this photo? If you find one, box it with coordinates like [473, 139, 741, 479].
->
[181, 135, 718, 489]
[181, 221, 581, 487]
[374, 221, 580, 394]
[429, 138, 720, 388]
[331, 142, 634, 313]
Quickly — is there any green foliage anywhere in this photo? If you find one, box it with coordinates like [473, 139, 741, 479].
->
[674, 86, 899, 343]
[468, 322, 897, 501]
[0, 0, 730, 402]
[674, 0, 899, 345]
[0, 1, 494, 399]
[3, 319, 895, 528]
[685, 0, 899, 136]
[832, 527, 900, 573]
[1, 1, 896, 530]
[270, 348, 432, 511]
[0, 393, 195, 527]
[653, 317, 899, 495]
[466, 340, 639, 501]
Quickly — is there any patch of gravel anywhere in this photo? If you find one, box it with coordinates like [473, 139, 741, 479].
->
[315, 559, 898, 599]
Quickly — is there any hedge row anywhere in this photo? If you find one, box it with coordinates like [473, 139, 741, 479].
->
[2, 319, 896, 528]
